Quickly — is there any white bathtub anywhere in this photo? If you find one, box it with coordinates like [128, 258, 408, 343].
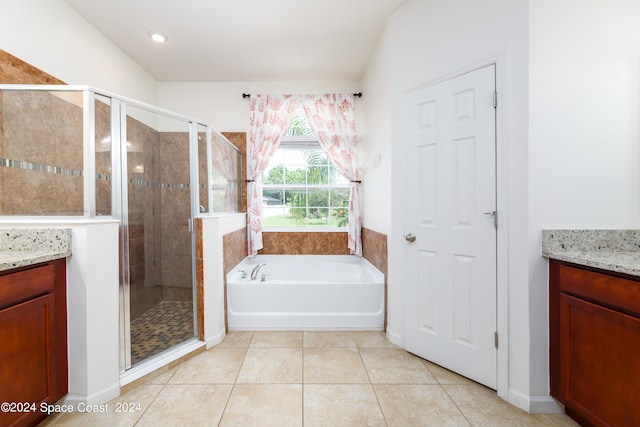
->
[226, 255, 385, 331]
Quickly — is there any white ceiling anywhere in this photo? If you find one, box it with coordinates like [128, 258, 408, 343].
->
[64, 0, 406, 83]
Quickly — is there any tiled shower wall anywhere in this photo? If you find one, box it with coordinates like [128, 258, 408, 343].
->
[0, 50, 193, 320]
[0, 50, 64, 85]
[1, 90, 84, 215]
[0, 50, 65, 214]
[110, 124, 194, 319]
[126, 115, 163, 318]
[159, 131, 193, 302]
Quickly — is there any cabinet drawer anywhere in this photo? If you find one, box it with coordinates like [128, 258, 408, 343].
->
[0, 264, 55, 309]
[558, 263, 640, 317]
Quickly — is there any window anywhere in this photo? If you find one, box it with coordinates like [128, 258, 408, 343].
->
[261, 113, 349, 230]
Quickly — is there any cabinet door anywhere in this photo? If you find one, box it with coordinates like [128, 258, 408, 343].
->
[560, 294, 640, 427]
[0, 293, 56, 427]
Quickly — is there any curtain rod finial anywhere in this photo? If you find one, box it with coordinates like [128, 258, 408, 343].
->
[242, 93, 251, 99]
[353, 92, 362, 98]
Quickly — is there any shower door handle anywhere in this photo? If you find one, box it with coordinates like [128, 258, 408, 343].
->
[404, 233, 416, 243]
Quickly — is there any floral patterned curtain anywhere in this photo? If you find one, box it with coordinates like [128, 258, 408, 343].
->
[247, 94, 297, 255]
[301, 94, 362, 255]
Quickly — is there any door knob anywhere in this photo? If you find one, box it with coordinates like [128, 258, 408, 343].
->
[404, 233, 416, 243]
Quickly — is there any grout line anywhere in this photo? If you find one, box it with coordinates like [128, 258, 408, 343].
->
[217, 331, 253, 427]
[358, 343, 390, 426]
[132, 380, 167, 426]
[440, 384, 474, 426]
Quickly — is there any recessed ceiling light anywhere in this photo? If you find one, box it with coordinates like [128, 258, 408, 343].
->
[149, 31, 168, 43]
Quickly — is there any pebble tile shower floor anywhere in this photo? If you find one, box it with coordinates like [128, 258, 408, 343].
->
[40, 331, 579, 426]
[130, 301, 194, 365]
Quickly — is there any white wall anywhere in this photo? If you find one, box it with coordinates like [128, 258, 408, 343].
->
[367, 0, 534, 411]
[67, 221, 120, 406]
[360, 25, 392, 235]
[528, 0, 640, 404]
[1, 0, 157, 104]
[157, 81, 362, 133]
[529, 0, 640, 227]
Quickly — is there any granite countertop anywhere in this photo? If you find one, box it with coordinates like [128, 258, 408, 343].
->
[542, 229, 640, 277]
[0, 228, 72, 272]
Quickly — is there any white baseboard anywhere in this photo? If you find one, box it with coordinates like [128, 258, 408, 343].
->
[63, 383, 120, 409]
[206, 329, 226, 348]
[529, 395, 564, 414]
[508, 389, 564, 414]
[386, 328, 402, 347]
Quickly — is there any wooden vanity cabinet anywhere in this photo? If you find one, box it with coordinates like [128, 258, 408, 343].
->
[0, 259, 68, 427]
[549, 260, 640, 427]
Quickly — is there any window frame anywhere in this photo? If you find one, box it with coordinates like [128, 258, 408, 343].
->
[261, 135, 350, 232]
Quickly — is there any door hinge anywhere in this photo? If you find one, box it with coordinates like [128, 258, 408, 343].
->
[494, 331, 499, 348]
[493, 91, 498, 109]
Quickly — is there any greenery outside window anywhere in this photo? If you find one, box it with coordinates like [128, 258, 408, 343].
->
[261, 114, 349, 230]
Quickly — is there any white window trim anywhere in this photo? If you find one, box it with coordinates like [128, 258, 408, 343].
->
[262, 136, 349, 232]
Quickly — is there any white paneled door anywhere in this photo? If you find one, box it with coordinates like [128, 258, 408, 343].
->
[403, 65, 497, 389]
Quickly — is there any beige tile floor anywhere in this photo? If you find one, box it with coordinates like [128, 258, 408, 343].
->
[40, 331, 580, 427]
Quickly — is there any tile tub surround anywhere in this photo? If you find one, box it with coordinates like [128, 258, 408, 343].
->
[542, 229, 640, 276]
[260, 231, 349, 255]
[259, 228, 386, 257]
[362, 227, 388, 329]
[362, 227, 388, 279]
[222, 227, 247, 275]
[0, 228, 71, 270]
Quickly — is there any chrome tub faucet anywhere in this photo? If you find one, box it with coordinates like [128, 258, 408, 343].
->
[250, 263, 267, 280]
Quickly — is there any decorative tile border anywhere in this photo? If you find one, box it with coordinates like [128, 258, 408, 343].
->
[1, 157, 193, 188]
[0, 157, 82, 177]
[128, 177, 190, 189]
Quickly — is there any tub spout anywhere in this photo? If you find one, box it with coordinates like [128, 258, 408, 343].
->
[250, 263, 266, 280]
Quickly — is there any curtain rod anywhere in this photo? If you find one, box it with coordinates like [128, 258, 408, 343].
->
[242, 92, 362, 99]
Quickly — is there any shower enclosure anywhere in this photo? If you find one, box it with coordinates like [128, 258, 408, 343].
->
[0, 85, 240, 371]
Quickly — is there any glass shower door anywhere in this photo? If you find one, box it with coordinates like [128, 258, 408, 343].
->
[119, 103, 197, 369]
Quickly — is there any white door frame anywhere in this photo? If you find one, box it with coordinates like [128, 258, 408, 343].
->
[399, 57, 509, 401]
